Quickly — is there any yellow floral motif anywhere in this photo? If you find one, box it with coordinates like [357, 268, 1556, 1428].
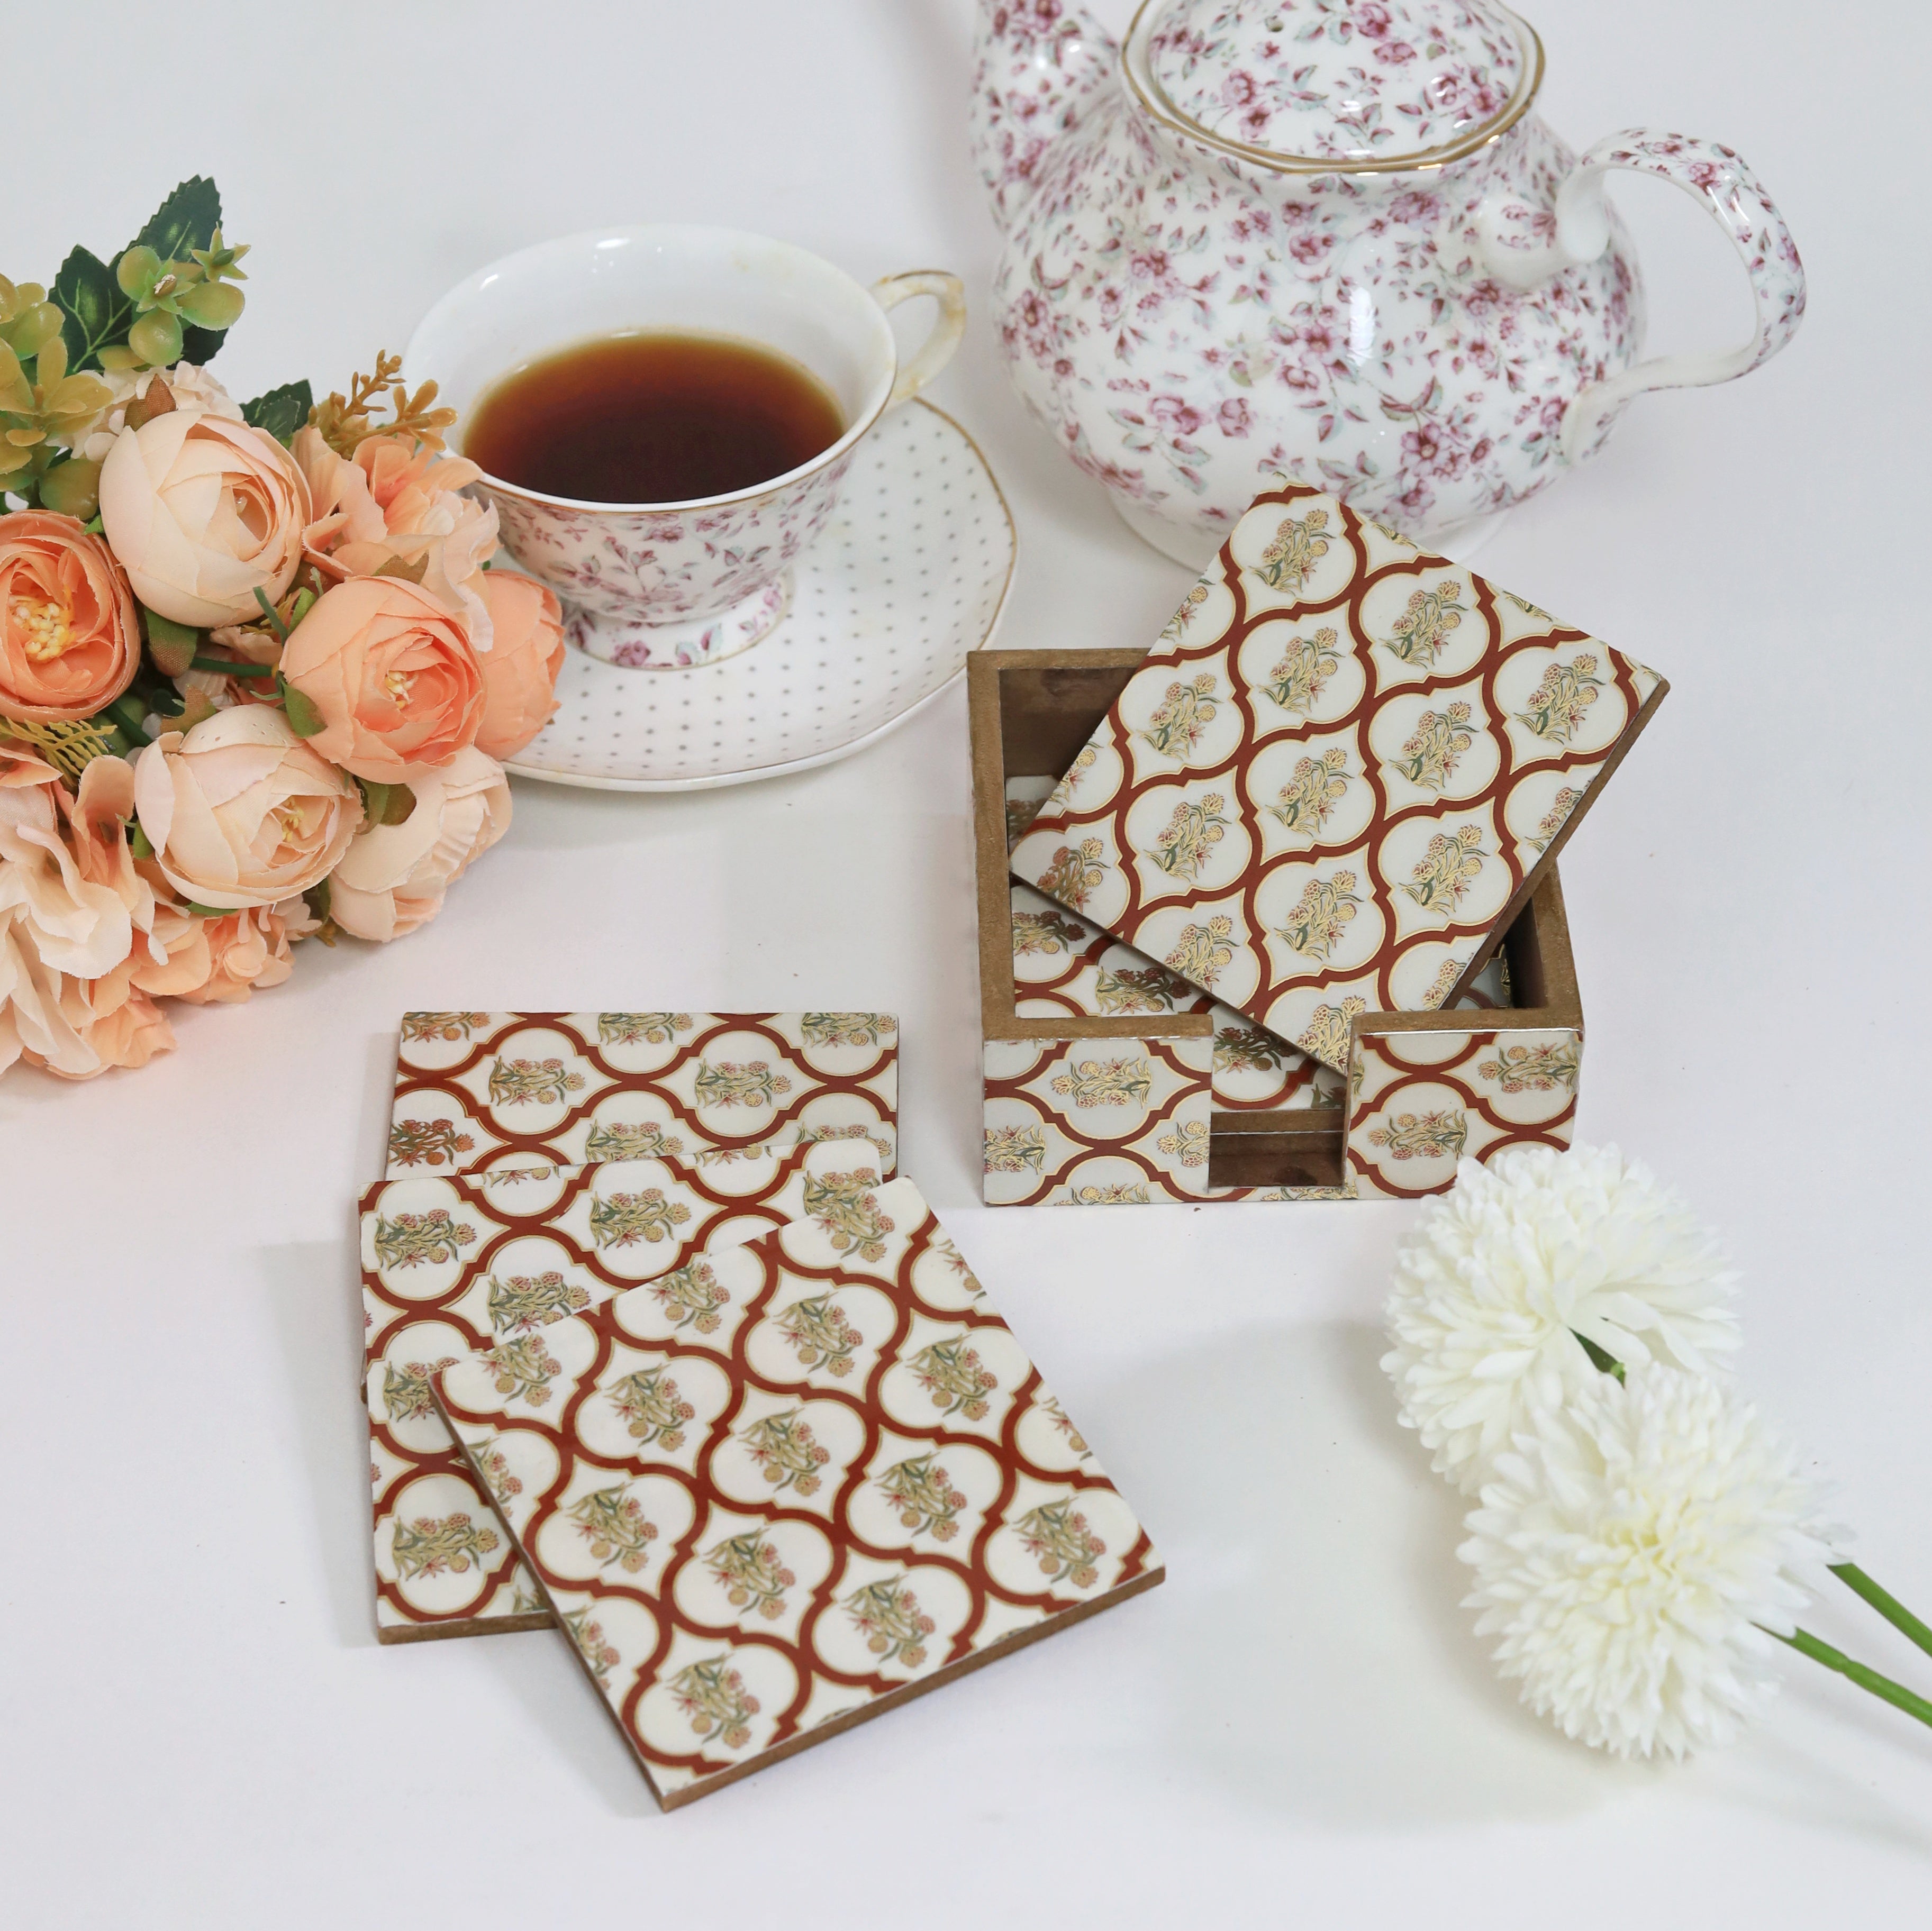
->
[1401, 825, 1487, 915]
[477, 1447, 522, 1506]
[584, 1119, 685, 1162]
[1066, 1182, 1155, 1204]
[1514, 654, 1602, 745]
[486, 1270, 591, 1334]
[595, 1012, 692, 1046]
[568, 1484, 659, 1574]
[1165, 914, 1236, 988]
[1503, 590, 1553, 621]
[485, 1334, 563, 1407]
[589, 1185, 693, 1250]
[669, 1657, 761, 1750]
[1268, 746, 1350, 837]
[1275, 869, 1361, 963]
[1041, 1394, 1088, 1455]
[1146, 791, 1229, 882]
[803, 1169, 897, 1262]
[1378, 581, 1467, 666]
[777, 1292, 863, 1377]
[983, 1124, 1048, 1174]
[1013, 1498, 1108, 1588]
[801, 1013, 897, 1048]
[1254, 508, 1330, 591]
[373, 1208, 476, 1270]
[386, 1118, 476, 1168]
[1422, 958, 1464, 1010]
[1156, 1117, 1210, 1168]
[877, 1452, 968, 1541]
[564, 1607, 621, 1687]
[1158, 579, 1211, 641]
[845, 1576, 936, 1667]
[1260, 625, 1340, 715]
[1044, 744, 1097, 817]
[1094, 962, 1196, 1013]
[704, 1532, 796, 1619]
[1478, 1040, 1582, 1092]
[603, 1363, 696, 1446]
[1050, 1055, 1153, 1108]
[382, 1354, 456, 1424]
[925, 1229, 986, 1298]
[487, 1056, 587, 1107]
[908, 1336, 999, 1419]
[1529, 786, 1581, 854]
[1006, 793, 1045, 849]
[694, 1059, 793, 1109]
[1135, 672, 1220, 762]
[392, 1510, 498, 1581]
[1294, 995, 1366, 1065]
[739, 1409, 832, 1493]
[1367, 1109, 1468, 1161]
[1389, 702, 1473, 791]
[649, 1259, 731, 1333]
[1037, 836, 1106, 911]
[1213, 1024, 1290, 1075]
[400, 1011, 489, 1043]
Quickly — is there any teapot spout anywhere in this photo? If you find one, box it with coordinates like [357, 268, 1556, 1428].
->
[971, 2, 1118, 233]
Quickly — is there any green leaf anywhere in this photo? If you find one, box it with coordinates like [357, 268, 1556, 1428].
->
[53, 246, 127, 373]
[129, 177, 222, 272]
[241, 379, 313, 448]
[277, 674, 326, 737]
[186, 901, 232, 919]
[303, 877, 331, 923]
[178, 323, 230, 367]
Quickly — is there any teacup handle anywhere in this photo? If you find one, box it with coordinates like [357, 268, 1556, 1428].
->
[871, 270, 967, 410]
[1477, 130, 1806, 465]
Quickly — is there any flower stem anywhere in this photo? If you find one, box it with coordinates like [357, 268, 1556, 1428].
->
[1830, 1562, 1932, 1663]
[1777, 1627, 1932, 1731]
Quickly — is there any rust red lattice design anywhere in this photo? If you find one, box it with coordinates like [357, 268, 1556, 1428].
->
[385, 1010, 898, 1176]
[431, 1176, 1162, 1807]
[362, 1138, 882, 1642]
[1009, 480, 1664, 1069]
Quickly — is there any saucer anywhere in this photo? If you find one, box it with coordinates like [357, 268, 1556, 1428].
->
[502, 399, 1015, 791]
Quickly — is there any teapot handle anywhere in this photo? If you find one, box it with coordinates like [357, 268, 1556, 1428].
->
[870, 271, 968, 411]
[1478, 131, 1806, 465]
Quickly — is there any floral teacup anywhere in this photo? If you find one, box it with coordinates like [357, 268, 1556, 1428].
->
[406, 225, 965, 669]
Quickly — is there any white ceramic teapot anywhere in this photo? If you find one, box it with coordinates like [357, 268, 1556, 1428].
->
[971, 0, 1804, 558]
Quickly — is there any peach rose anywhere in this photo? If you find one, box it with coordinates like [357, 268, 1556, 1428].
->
[170, 897, 320, 1004]
[329, 748, 511, 943]
[278, 576, 483, 782]
[0, 512, 142, 723]
[474, 570, 563, 759]
[133, 705, 362, 910]
[99, 406, 310, 627]
[295, 429, 498, 648]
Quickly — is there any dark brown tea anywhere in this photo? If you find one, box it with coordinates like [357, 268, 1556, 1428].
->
[464, 331, 846, 504]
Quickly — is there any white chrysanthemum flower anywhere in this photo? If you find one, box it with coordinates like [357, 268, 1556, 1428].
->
[1459, 1365, 1833, 1759]
[1383, 1143, 1738, 1493]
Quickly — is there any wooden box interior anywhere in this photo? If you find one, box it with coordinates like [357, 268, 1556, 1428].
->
[971, 650, 1584, 1195]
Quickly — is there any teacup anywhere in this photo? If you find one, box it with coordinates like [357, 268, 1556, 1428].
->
[405, 224, 965, 669]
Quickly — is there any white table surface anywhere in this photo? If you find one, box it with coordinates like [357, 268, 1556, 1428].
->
[5, 2, 1928, 1921]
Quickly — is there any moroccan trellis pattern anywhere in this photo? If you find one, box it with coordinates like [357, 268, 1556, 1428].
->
[1346, 1026, 1583, 1201]
[1010, 482, 1664, 1069]
[430, 1176, 1163, 1808]
[362, 1138, 883, 1643]
[387, 1012, 900, 1177]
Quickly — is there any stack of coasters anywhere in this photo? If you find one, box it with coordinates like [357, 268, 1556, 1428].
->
[363, 1012, 1162, 1806]
[978, 478, 1665, 1204]
[430, 1173, 1160, 1808]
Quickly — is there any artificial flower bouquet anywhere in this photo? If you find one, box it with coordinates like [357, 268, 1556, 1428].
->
[0, 180, 563, 1082]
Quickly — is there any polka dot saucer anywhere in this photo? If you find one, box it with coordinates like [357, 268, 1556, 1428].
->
[502, 399, 1016, 791]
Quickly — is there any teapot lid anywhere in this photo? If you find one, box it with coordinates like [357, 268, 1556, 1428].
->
[1128, 0, 1541, 171]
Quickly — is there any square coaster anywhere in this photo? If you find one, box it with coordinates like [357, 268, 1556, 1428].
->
[385, 1012, 899, 1176]
[431, 1174, 1163, 1807]
[1009, 479, 1665, 1069]
[362, 1136, 883, 1643]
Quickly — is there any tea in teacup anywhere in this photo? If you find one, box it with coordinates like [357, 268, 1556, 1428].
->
[465, 332, 847, 505]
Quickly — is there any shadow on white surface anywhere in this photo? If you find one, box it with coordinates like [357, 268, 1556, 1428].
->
[259, 1237, 378, 1651]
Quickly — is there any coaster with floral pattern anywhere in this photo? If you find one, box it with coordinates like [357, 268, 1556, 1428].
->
[431, 1173, 1163, 1807]
[385, 1011, 899, 1176]
[1009, 479, 1664, 1069]
[362, 1136, 882, 1642]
